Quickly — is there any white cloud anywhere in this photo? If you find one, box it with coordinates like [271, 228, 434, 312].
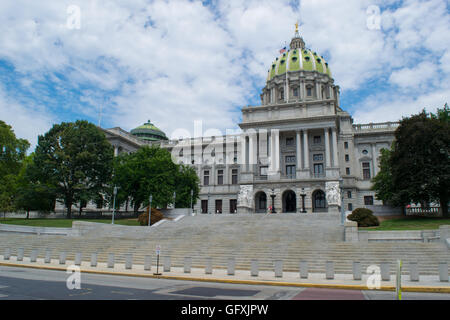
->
[0, 86, 55, 150]
[0, 0, 449, 140]
[389, 61, 439, 90]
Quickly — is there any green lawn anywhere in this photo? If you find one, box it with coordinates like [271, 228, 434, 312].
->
[364, 217, 450, 231]
[0, 218, 140, 228]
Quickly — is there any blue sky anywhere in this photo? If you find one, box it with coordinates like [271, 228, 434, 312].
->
[0, 0, 449, 149]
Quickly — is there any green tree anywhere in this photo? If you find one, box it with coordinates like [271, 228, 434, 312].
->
[14, 155, 55, 218]
[0, 174, 17, 218]
[371, 147, 406, 208]
[388, 105, 449, 217]
[32, 120, 114, 218]
[113, 145, 180, 214]
[0, 120, 30, 218]
[0, 120, 30, 179]
[174, 164, 200, 208]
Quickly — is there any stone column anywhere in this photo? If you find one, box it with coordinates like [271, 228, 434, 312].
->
[372, 143, 378, 176]
[324, 128, 331, 168]
[296, 131, 302, 170]
[269, 129, 280, 176]
[249, 133, 255, 173]
[274, 130, 280, 173]
[303, 130, 309, 169]
[315, 80, 320, 99]
[114, 146, 119, 157]
[285, 78, 289, 103]
[241, 133, 247, 172]
[301, 81, 305, 101]
[332, 128, 339, 167]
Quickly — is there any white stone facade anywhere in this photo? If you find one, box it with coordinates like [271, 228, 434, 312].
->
[103, 35, 399, 215]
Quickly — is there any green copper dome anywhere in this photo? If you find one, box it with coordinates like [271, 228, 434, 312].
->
[267, 33, 332, 82]
[131, 120, 168, 142]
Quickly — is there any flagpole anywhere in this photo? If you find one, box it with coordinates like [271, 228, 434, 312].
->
[285, 41, 288, 103]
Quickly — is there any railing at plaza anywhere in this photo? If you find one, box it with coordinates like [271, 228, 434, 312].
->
[353, 122, 400, 132]
[406, 206, 444, 216]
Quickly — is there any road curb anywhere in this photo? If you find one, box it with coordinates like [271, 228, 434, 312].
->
[1, 261, 449, 293]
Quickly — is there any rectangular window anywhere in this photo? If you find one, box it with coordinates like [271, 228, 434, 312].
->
[307, 87, 312, 96]
[286, 165, 296, 178]
[346, 167, 350, 175]
[285, 155, 296, 163]
[260, 166, 268, 176]
[201, 200, 208, 214]
[232, 169, 238, 184]
[293, 87, 298, 97]
[203, 170, 209, 185]
[286, 137, 294, 146]
[347, 191, 352, 199]
[279, 88, 284, 100]
[217, 170, 223, 185]
[348, 203, 353, 211]
[362, 162, 371, 180]
[345, 154, 349, 162]
[314, 163, 324, 176]
[344, 142, 348, 149]
[313, 136, 321, 144]
[215, 200, 222, 214]
[230, 199, 237, 214]
[313, 154, 323, 161]
[364, 196, 374, 206]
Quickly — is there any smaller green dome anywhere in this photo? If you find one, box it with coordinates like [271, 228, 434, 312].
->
[131, 120, 168, 142]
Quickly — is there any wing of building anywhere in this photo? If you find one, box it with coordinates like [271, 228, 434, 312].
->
[103, 29, 399, 215]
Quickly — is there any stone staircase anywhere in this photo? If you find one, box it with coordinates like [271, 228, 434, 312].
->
[1, 214, 449, 275]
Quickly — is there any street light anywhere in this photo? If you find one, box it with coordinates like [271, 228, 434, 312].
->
[148, 194, 153, 227]
[173, 191, 176, 209]
[300, 188, 306, 213]
[339, 178, 345, 225]
[208, 192, 211, 214]
[112, 186, 118, 224]
[270, 188, 276, 213]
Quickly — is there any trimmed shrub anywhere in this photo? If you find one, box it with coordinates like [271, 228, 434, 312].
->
[138, 207, 165, 226]
[347, 208, 380, 227]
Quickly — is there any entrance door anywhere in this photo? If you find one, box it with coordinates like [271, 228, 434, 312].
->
[282, 190, 296, 213]
[254, 192, 267, 213]
[215, 200, 222, 214]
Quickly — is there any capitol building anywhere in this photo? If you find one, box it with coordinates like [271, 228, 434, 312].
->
[103, 28, 399, 215]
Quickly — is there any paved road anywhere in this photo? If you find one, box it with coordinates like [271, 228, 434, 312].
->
[0, 265, 449, 300]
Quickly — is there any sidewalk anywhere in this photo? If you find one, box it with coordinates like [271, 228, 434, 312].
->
[1, 255, 449, 293]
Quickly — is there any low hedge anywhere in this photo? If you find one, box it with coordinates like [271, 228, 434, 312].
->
[138, 207, 165, 226]
[347, 208, 379, 227]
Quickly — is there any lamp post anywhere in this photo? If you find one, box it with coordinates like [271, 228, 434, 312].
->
[339, 178, 345, 226]
[173, 191, 176, 209]
[208, 192, 211, 214]
[190, 189, 194, 216]
[300, 188, 306, 213]
[148, 194, 153, 227]
[270, 188, 276, 213]
[111, 186, 118, 224]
